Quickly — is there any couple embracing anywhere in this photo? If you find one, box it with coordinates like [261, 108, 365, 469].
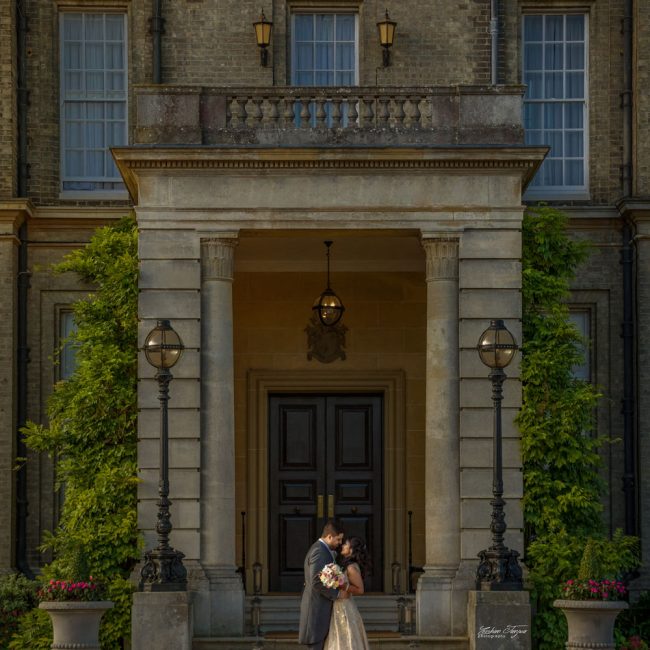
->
[298, 519, 371, 650]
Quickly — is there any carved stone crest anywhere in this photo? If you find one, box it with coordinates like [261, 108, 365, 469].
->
[305, 315, 347, 363]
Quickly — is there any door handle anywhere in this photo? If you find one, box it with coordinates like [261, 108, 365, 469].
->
[317, 495, 324, 518]
[328, 494, 334, 518]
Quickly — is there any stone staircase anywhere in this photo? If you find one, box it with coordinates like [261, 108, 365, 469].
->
[193, 595, 469, 650]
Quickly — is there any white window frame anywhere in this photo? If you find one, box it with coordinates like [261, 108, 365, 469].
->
[522, 12, 590, 201]
[290, 11, 360, 87]
[59, 11, 128, 198]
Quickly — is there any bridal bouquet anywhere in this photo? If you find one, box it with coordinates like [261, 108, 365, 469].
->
[319, 563, 348, 590]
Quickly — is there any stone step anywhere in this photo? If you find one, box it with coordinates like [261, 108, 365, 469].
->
[245, 594, 407, 634]
[193, 635, 469, 650]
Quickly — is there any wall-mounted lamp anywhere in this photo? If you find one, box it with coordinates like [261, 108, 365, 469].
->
[313, 241, 345, 326]
[253, 9, 273, 66]
[377, 9, 397, 67]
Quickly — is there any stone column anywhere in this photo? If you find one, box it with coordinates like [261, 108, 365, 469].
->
[416, 236, 461, 635]
[199, 236, 244, 635]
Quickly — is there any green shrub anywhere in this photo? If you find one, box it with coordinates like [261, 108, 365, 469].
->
[519, 205, 638, 648]
[7, 608, 51, 650]
[616, 591, 650, 649]
[0, 574, 39, 649]
[11, 216, 139, 649]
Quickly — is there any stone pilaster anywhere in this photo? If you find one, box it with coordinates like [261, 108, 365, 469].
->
[630, 212, 650, 593]
[416, 236, 461, 635]
[198, 236, 244, 635]
[0, 203, 29, 573]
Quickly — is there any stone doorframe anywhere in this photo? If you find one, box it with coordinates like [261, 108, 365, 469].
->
[245, 369, 406, 593]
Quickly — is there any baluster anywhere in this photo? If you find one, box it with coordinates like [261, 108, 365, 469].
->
[232, 97, 248, 128]
[424, 95, 434, 128]
[283, 97, 295, 128]
[250, 97, 264, 127]
[377, 96, 390, 127]
[393, 96, 406, 127]
[348, 95, 359, 127]
[299, 97, 311, 128]
[410, 95, 422, 128]
[331, 98, 343, 128]
[226, 96, 233, 127]
[268, 96, 280, 126]
[315, 98, 327, 127]
[362, 96, 375, 127]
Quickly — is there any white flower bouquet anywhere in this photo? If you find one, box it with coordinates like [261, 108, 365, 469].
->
[319, 563, 348, 590]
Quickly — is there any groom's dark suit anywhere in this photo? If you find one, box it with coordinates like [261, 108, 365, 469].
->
[298, 539, 340, 649]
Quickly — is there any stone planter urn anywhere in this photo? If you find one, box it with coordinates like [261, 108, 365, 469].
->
[553, 599, 628, 650]
[39, 601, 113, 650]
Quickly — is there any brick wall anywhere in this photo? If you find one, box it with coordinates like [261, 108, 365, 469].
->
[0, 0, 17, 198]
[9, 0, 644, 206]
[635, 0, 650, 195]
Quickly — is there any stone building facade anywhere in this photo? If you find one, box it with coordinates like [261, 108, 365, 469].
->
[0, 0, 648, 643]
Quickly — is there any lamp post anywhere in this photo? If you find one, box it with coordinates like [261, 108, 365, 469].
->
[475, 319, 523, 591]
[140, 319, 187, 592]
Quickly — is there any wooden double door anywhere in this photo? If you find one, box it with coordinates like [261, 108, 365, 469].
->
[269, 394, 383, 592]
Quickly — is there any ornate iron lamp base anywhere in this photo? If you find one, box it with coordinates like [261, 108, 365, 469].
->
[476, 547, 523, 591]
[140, 547, 188, 592]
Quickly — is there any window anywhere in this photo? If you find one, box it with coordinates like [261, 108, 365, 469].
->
[59, 310, 78, 380]
[291, 13, 358, 87]
[60, 12, 127, 193]
[523, 14, 588, 199]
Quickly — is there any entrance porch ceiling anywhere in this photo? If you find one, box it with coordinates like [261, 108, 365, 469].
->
[112, 146, 547, 232]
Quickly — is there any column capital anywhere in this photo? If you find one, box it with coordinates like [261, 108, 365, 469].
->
[201, 237, 238, 281]
[421, 236, 459, 281]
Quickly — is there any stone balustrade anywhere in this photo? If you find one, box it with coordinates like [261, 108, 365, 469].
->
[134, 84, 526, 146]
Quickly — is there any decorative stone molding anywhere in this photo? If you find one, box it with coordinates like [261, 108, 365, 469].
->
[305, 315, 347, 363]
[201, 238, 237, 281]
[112, 147, 547, 201]
[421, 237, 459, 281]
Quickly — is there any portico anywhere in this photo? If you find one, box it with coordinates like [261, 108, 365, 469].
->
[117, 142, 542, 641]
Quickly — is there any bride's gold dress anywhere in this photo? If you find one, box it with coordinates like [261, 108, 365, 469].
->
[324, 564, 370, 650]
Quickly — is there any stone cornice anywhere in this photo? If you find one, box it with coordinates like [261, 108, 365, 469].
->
[0, 200, 34, 240]
[112, 146, 548, 203]
[617, 197, 650, 222]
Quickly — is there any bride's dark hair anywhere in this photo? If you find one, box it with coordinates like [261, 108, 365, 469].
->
[341, 536, 371, 579]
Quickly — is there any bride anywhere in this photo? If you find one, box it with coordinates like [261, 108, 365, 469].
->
[324, 537, 371, 650]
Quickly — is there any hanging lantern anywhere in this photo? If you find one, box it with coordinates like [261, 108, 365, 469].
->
[313, 241, 345, 326]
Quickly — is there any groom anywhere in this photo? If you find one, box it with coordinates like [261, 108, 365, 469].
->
[298, 519, 349, 649]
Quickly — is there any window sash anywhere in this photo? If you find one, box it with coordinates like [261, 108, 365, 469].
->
[60, 12, 127, 191]
[523, 14, 588, 196]
[59, 310, 78, 381]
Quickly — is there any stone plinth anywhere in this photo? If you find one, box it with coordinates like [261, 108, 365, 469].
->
[468, 590, 531, 650]
[132, 591, 193, 650]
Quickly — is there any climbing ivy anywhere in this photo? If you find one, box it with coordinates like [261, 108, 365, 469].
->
[12, 216, 139, 649]
[519, 205, 637, 649]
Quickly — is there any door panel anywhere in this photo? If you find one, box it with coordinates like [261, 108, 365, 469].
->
[269, 394, 383, 592]
[269, 397, 325, 592]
